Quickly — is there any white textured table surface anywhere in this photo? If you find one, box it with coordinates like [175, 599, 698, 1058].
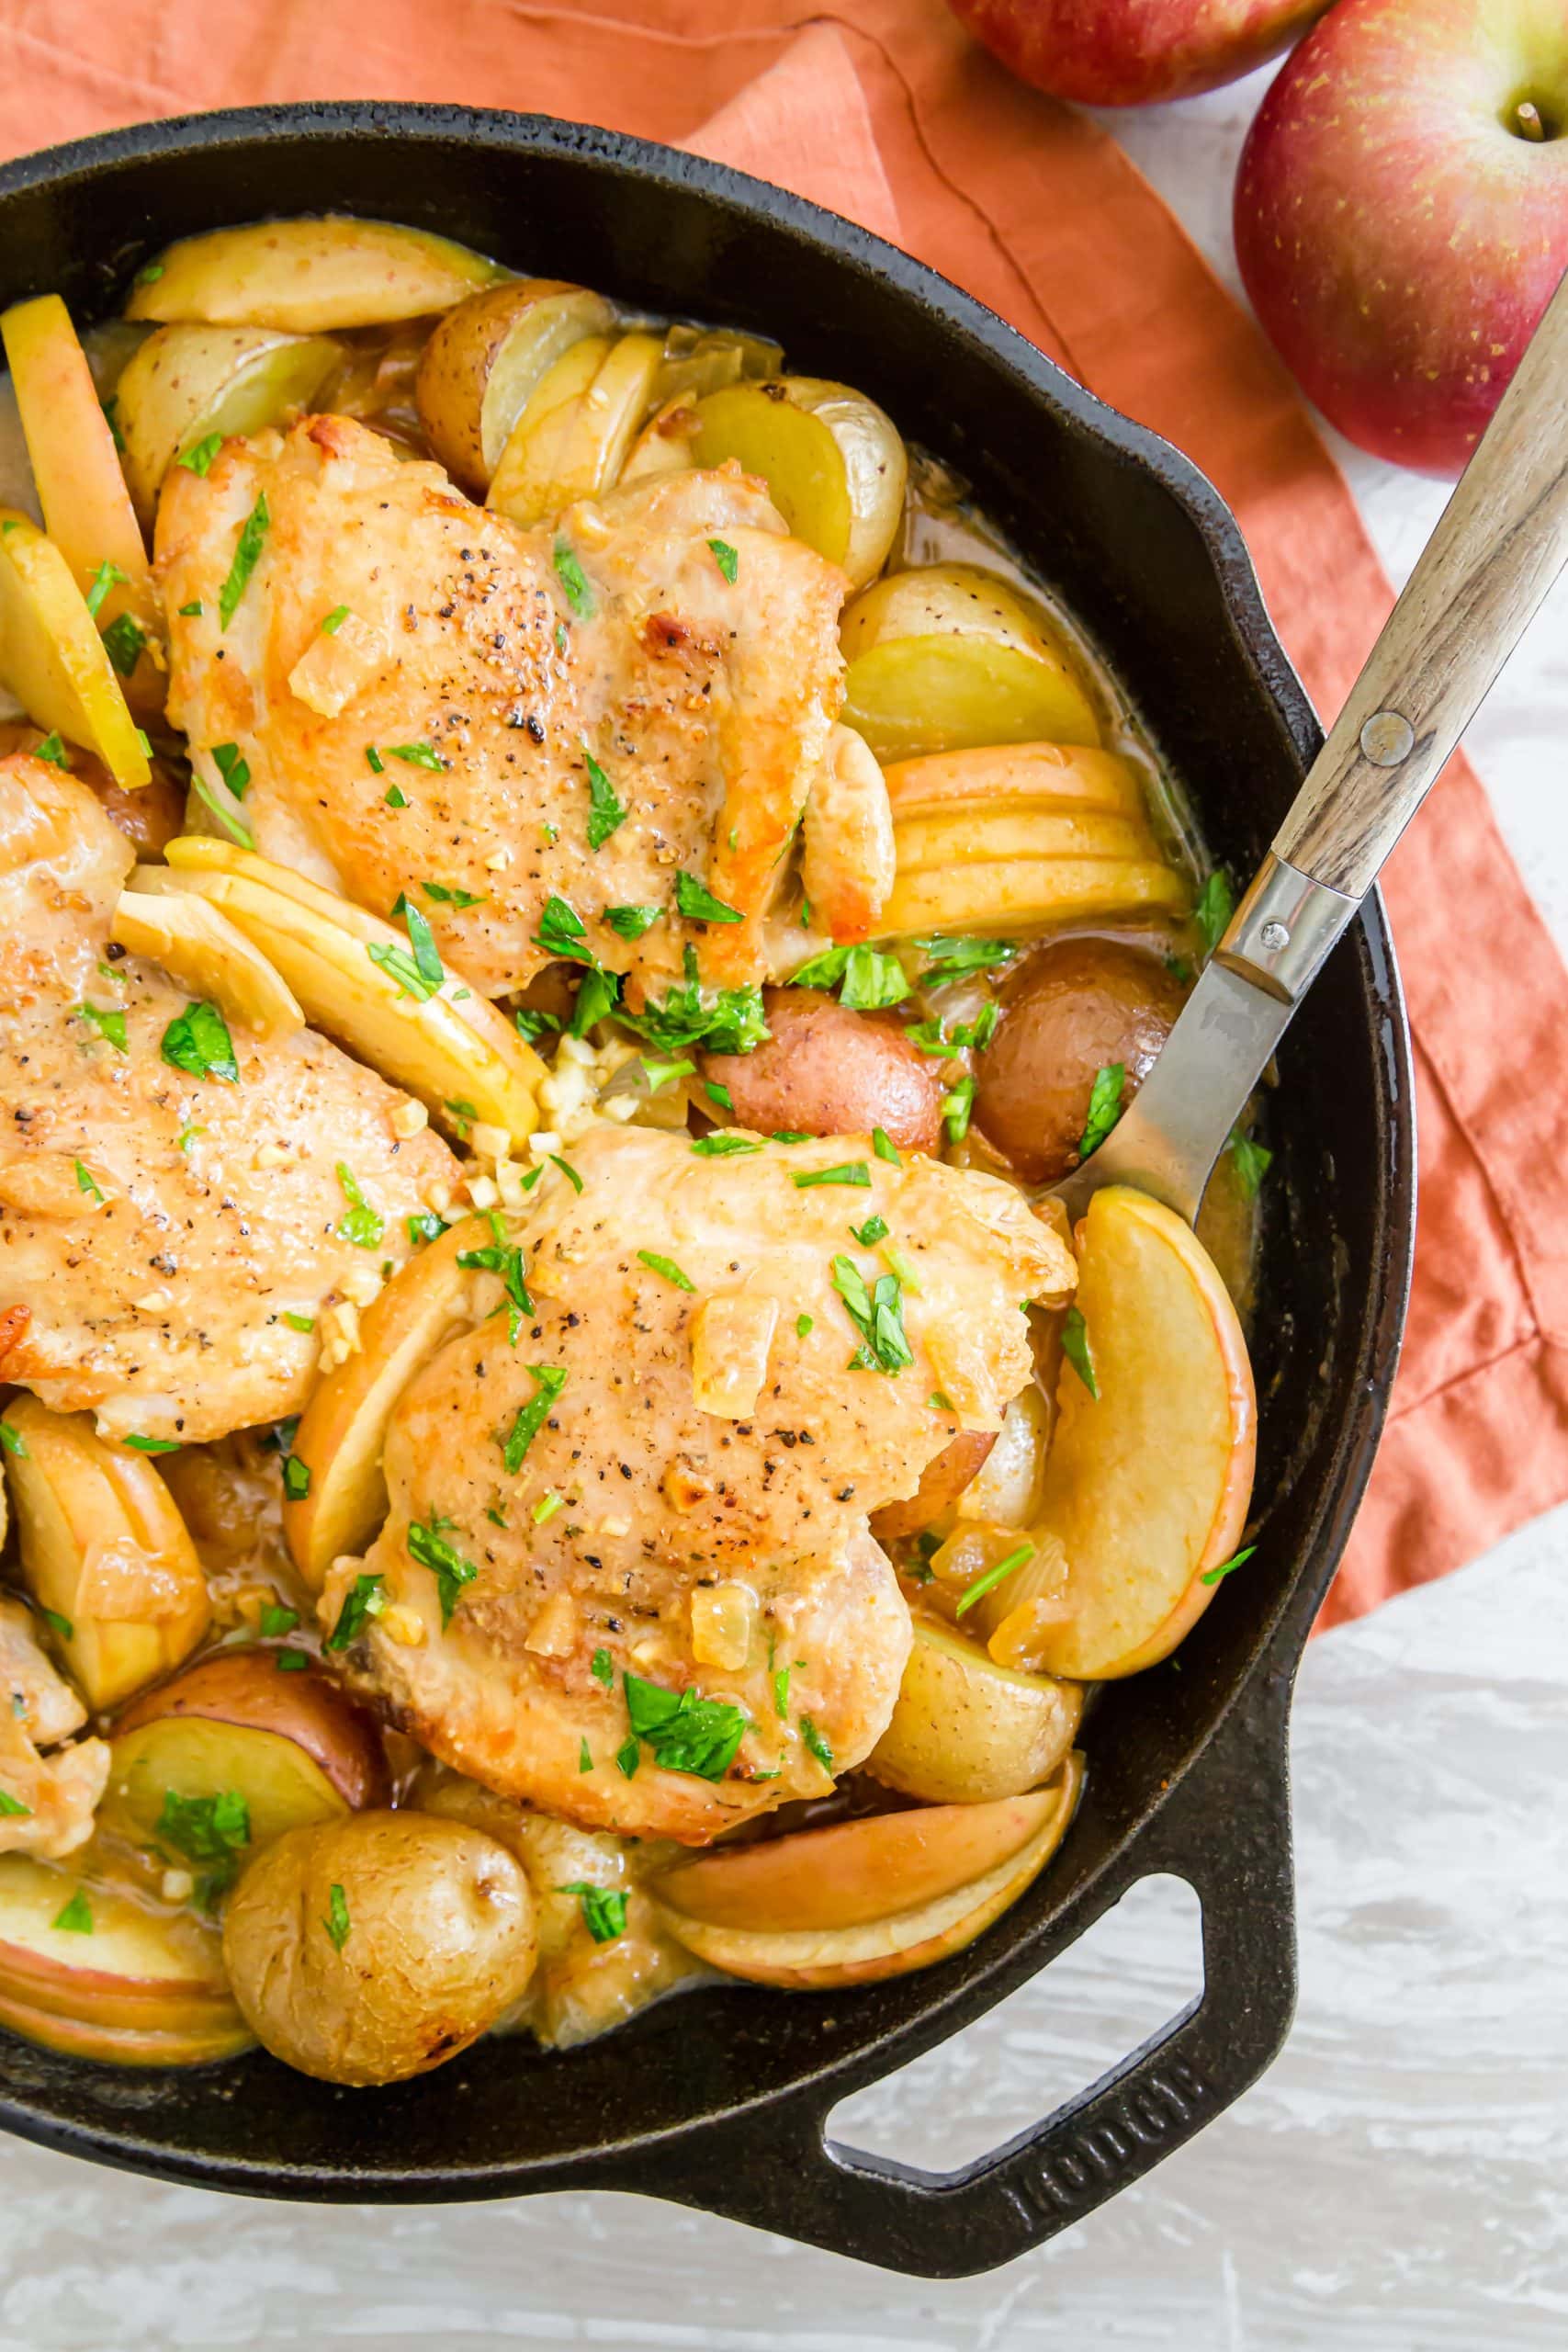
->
[4, 67, 1566, 2349]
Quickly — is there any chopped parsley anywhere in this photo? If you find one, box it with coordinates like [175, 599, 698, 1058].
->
[388, 893, 445, 991]
[420, 878, 486, 910]
[32, 730, 67, 766]
[1079, 1063, 1125, 1159]
[618, 945, 768, 1057]
[211, 741, 251, 798]
[1061, 1306, 1099, 1398]
[674, 872, 744, 925]
[260, 1603, 299, 1638]
[387, 742, 446, 770]
[409, 1517, 478, 1624]
[134, 260, 164, 285]
[872, 1127, 900, 1166]
[705, 1080, 733, 1112]
[559, 1882, 628, 1941]
[73, 1159, 104, 1204]
[789, 943, 909, 1011]
[0, 1790, 29, 1818]
[772, 1661, 791, 1716]
[75, 1001, 128, 1053]
[51, 1888, 93, 1935]
[1230, 1130, 1273, 1199]
[637, 1249, 696, 1293]
[616, 1736, 640, 1779]
[831, 1255, 913, 1374]
[408, 1209, 449, 1248]
[320, 604, 351, 635]
[40, 1609, 72, 1644]
[550, 1155, 584, 1193]
[1194, 869, 1235, 959]
[581, 743, 627, 850]
[913, 935, 1018, 982]
[282, 1311, 314, 1334]
[459, 1235, 535, 1335]
[102, 397, 124, 452]
[690, 1133, 761, 1158]
[161, 999, 239, 1084]
[219, 492, 270, 629]
[334, 1162, 384, 1249]
[850, 1213, 888, 1246]
[953, 1541, 1034, 1619]
[101, 612, 146, 676]
[707, 537, 739, 583]
[365, 745, 386, 775]
[325, 1572, 386, 1650]
[0, 1424, 25, 1462]
[800, 1715, 834, 1773]
[178, 431, 224, 477]
[591, 1647, 615, 1687]
[324, 1883, 352, 1951]
[1201, 1544, 1258, 1588]
[189, 772, 255, 848]
[513, 1007, 560, 1045]
[792, 1161, 870, 1190]
[385, 782, 408, 808]
[795, 1313, 813, 1338]
[553, 538, 594, 618]
[156, 1788, 250, 1902]
[501, 1364, 568, 1473]
[641, 1056, 695, 1093]
[579, 1738, 593, 1773]
[178, 600, 203, 617]
[281, 1454, 310, 1502]
[275, 1648, 310, 1671]
[623, 1671, 749, 1782]
[84, 560, 127, 618]
[533, 1491, 564, 1527]
[122, 1432, 180, 1454]
[604, 902, 661, 941]
[941, 1075, 976, 1145]
[570, 966, 620, 1036]
[536, 893, 590, 962]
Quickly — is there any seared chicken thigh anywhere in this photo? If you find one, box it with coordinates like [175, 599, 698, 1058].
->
[324, 1125, 1074, 1842]
[158, 417, 847, 999]
[0, 755, 457, 1443]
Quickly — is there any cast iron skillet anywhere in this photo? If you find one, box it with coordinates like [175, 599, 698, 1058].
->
[0, 104, 1414, 2275]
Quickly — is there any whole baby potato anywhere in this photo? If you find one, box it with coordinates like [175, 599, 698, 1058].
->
[221, 1810, 536, 2086]
[974, 936, 1186, 1185]
[701, 988, 948, 1153]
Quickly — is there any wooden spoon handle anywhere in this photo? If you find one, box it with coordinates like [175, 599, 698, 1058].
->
[1273, 266, 1568, 900]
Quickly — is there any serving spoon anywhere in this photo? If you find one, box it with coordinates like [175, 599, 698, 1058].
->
[1052, 265, 1568, 1228]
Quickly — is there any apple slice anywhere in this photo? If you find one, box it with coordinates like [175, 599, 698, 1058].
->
[866, 1616, 1083, 1805]
[1, 1396, 210, 1712]
[101, 1648, 388, 1861]
[0, 511, 151, 789]
[0, 295, 162, 713]
[653, 1765, 1081, 1988]
[154, 836, 546, 1143]
[1028, 1186, 1257, 1680]
[113, 323, 340, 526]
[124, 217, 504, 334]
[282, 1216, 488, 1586]
[112, 882, 304, 1038]
[0, 1854, 251, 2063]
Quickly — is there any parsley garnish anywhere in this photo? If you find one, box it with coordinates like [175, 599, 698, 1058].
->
[941, 1073, 976, 1145]
[637, 1249, 696, 1293]
[604, 902, 661, 940]
[534, 1491, 564, 1526]
[691, 1133, 761, 1158]
[334, 1162, 383, 1249]
[641, 1056, 695, 1093]
[591, 1647, 615, 1687]
[913, 935, 1018, 981]
[260, 1603, 299, 1638]
[1201, 1544, 1258, 1587]
[559, 1882, 628, 1941]
[282, 1311, 314, 1333]
[1230, 1131, 1273, 1199]
[212, 741, 251, 797]
[367, 936, 441, 1002]
[831, 1255, 913, 1374]
[840, 947, 910, 1010]
[501, 1364, 568, 1473]
[75, 1001, 128, 1052]
[705, 1080, 733, 1112]
[851, 1213, 888, 1246]
[773, 1661, 791, 1716]
[281, 1454, 310, 1502]
[793, 1162, 870, 1190]
[123, 1432, 180, 1453]
[326, 1572, 386, 1650]
[1077, 1063, 1125, 1159]
[177, 431, 224, 477]
[40, 1609, 72, 1643]
[321, 604, 350, 634]
[800, 1715, 834, 1772]
[0, 1789, 28, 1819]
[1194, 869, 1235, 959]
[617, 944, 768, 1057]
[795, 1313, 813, 1338]
[616, 1736, 640, 1778]
[219, 492, 270, 629]
[674, 872, 743, 925]
[161, 1001, 239, 1083]
[579, 1738, 593, 1772]
[512, 1007, 560, 1045]
[101, 611, 146, 677]
[32, 730, 67, 766]
[420, 878, 486, 909]
[623, 1671, 749, 1782]
[581, 743, 627, 850]
[389, 893, 445, 990]
[276, 1648, 310, 1671]
[408, 1209, 449, 1248]
[324, 1883, 352, 1951]
[178, 599, 203, 616]
[553, 538, 594, 617]
[387, 742, 446, 770]
[189, 771, 255, 848]
[85, 560, 126, 618]
[156, 1788, 250, 1901]
[459, 1236, 535, 1332]
[707, 537, 739, 582]
[570, 966, 620, 1036]
[409, 1517, 478, 1624]
[51, 1888, 93, 1935]
[1061, 1306, 1099, 1397]
[872, 1127, 900, 1166]
[0, 1423, 25, 1462]
[73, 1159, 104, 1204]
[385, 782, 408, 808]
[536, 893, 590, 962]
[550, 1155, 584, 1193]
[366, 745, 386, 775]
[953, 1541, 1033, 1619]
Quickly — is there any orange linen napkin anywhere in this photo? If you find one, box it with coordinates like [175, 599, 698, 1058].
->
[4, 0, 1566, 1629]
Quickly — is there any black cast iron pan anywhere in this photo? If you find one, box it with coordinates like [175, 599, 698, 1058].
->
[0, 104, 1414, 2275]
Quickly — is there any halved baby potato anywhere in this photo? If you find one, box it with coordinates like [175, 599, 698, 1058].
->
[653, 1764, 1081, 1988]
[125, 216, 503, 334]
[841, 564, 1100, 761]
[0, 1854, 251, 2065]
[1, 1396, 210, 1713]
[414, 279, 616, 495]
[114, 324, 340, 525]
[113, 881, 305, 1039]
[690, 377, 907, 590]
[0, 511, 151, 789]
[283, 1216, 489, 1587]
[152, 835, 547, 1144]
[487, 330, 663, 527]
[1029, 1187, 1256, 1680]
[101, 1648, 389, 1861]
[866, 1615, 1082, 1804]
[0, 296, 162, 713]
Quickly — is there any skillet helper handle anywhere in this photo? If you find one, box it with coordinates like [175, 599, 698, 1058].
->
[648, 1684, 1296, 2275]
[1272, 264, 1568, 903]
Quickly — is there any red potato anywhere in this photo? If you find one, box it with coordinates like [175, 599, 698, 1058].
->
[701, 988, 948, 1153]
[974, 935, 1186, 1185]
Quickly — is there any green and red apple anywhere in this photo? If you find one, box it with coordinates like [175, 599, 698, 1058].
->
[947, 0, 1331, 107]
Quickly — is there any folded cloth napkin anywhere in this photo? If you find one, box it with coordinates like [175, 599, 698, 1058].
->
[6, 0, 1566, 1629]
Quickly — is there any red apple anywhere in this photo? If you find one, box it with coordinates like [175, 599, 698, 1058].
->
[1235, 0, 1568, 475]
[948, 0, 1330, 107]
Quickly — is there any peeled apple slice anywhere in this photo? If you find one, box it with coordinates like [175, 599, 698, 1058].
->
[0, 510, 150, 789]
[690, 377, 907, 589]
[113, 324, 340, 525]
[153, 835, 546, 1145]
[112, 881, 304, 1039]
[125, 217, 504, 334]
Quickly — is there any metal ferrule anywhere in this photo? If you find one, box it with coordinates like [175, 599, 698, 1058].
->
[1215, 854, 1359, 1005]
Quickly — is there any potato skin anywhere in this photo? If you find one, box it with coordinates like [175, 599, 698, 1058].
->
[702, 988, 947, 1152]
[974, 937, 1186, 1185]
[870, 1430, 996, 1543]
[866, 1619, 1084, 1805]
[221, 1811, 536, 2086]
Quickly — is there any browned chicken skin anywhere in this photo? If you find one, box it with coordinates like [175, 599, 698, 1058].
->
[322, 1125, 1074, 1843]
[157, 417, 847, 1000]
[0, 754, 457, 1443]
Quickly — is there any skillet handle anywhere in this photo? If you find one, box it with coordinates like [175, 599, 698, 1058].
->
[637, 1680, 1295, 2276]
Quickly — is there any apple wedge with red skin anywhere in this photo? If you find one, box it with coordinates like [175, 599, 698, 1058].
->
[1027, 1186, 1255, 1682]
[948, 0, 1329, 107]
[652, 1763, 1081, 1989]
[0, 1854, 252, 2065]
